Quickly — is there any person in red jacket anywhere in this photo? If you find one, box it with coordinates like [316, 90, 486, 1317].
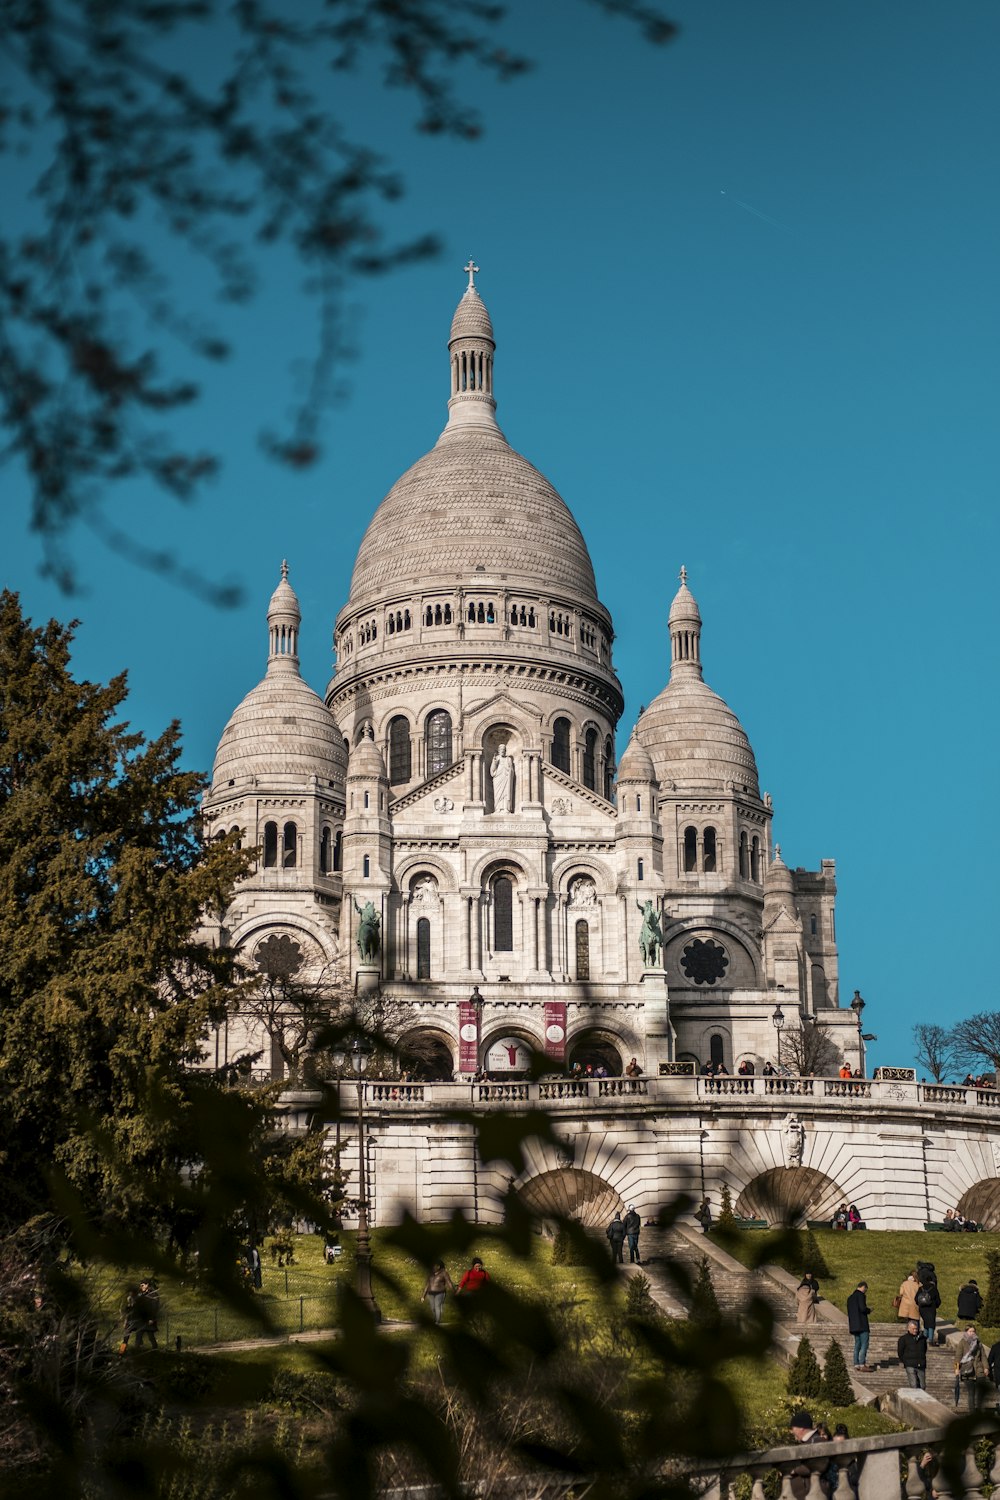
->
[457, 1257, 491, 1294]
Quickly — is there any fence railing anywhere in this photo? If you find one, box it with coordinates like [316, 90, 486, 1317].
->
[694, 1422, 1000, 1499]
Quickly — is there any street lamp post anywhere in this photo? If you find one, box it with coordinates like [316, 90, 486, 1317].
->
[850, 990, 866, 1078]
[332, 1037, 381, 1321]
[771, 1003, 785, 1069]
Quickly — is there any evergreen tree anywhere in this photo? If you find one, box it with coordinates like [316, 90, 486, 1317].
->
[821, 1339, 856, 1406]
[718, 1182, 737, 1231]
[691, 1255, 721, 1326]
[625, 1270, 658, 1321]
[0, 592, 273, 1251]
[787, 1336, 823, 1400]
[982, 1249, 1000, 1328]
[800, 1228, 831, 1279]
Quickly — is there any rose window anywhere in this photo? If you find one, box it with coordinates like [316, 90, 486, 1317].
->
[680, 938, 729, 985]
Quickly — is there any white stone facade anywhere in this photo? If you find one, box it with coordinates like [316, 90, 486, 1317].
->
[202, 274, 843, 1087]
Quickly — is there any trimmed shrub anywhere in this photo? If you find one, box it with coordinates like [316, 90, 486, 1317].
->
[981, 1249, 1000, 1327]
[821, 1338, 856, 1407]
[787, 1335, 823, 1400]
[625, 1270, 658, 1321]
[691, 1255, 721, 1327]
[718, 1182, 737, 1232]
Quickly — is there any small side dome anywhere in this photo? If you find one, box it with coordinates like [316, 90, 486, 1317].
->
[765, 844, 794, 896]
[348, 727, 387, 781]
[617, 728, 656, 783]
[210, 564, 346, 793]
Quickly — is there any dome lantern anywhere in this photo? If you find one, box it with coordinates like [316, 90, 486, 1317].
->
[668, 566, 702, 680]
[267, 559, 301, 672]
[444, 259, 500, 437]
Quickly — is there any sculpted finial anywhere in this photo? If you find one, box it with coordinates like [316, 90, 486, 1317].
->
[774, 842, 781, 861]
[463, 258, 480, 289]
[679, 564, 687, 586]
[280, 558, 289, 581]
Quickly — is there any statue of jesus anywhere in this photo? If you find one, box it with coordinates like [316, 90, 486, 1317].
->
[490, 743, 514, 813]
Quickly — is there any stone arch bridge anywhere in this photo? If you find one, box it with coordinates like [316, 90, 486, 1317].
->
[311, 1073, 1000, 1232]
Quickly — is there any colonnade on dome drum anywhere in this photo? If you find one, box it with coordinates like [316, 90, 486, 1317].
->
[294, 1074, 1000, 1233]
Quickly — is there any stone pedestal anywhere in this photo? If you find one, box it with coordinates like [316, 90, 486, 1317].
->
[355, 964, 381, 996]
[640, 968, 674, 1062]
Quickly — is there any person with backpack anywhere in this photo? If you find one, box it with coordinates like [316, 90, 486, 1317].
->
[915, 1269, 942, 1346]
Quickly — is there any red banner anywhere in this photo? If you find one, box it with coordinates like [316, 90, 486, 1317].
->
[543, 1001, 567, 1064]
[458, 1000, 480, 1073]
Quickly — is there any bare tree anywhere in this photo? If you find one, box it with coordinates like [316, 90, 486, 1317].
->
[912, 1022, 961, 1083]
[949, 1013, 1000, 1080]
[2, 0, 676, 598]
[777, 1015, 843, 1077]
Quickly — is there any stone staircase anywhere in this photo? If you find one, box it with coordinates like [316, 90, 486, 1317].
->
[622, 1223, 973, 1417]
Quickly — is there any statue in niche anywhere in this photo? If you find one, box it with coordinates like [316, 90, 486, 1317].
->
[411, 877, 436, 906]
[490, 743, 515, 813]
[783, 1113, 805, 1169]
[569, 878, 597, 908]
[636, 899, 664, 968]
[353, 898, 381, 963]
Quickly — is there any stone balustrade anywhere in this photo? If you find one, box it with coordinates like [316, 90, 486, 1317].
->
[335, 1074, 997, 1113]
[695, 1423, 1000, 1499]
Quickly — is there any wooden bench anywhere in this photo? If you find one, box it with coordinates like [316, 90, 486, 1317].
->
[733, 1218, 769, 1229]
[925, 1222, 949, 1231]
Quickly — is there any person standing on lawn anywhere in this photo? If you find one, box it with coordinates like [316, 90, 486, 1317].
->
[457, 1257, 490, 1295]
[421, 1261, 456, 1325]
[957, 1277, 983, 1321]
[897, 1319, 927, 1390]
[847, 1281, 873, 1371]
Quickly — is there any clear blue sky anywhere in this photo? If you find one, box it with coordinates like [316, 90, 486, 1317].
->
[6, 1, 999, 1074]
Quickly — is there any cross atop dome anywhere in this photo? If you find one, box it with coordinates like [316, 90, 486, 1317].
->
[463, 258, 479, 289]
[679, 564, 687, 585]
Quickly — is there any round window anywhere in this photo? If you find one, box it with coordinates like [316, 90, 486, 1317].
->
[680, 938, 729, 985]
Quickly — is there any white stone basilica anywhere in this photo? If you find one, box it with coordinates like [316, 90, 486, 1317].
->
[202, 269, 860, 1085]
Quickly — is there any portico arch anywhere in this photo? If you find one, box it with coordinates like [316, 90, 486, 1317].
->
[516, 1167, 621, 1227]
[567, 1027, 624, 1077]
[957, 1181, 1000, 1232]
[736, 1166, 847, 1226]
[398, 1028, 455, 1082]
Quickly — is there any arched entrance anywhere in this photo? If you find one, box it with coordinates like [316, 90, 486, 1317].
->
[736, 1167, 846, 1226]
[517, 1168, 621, 1227]
[567, 1030, 623, 1077]
[957, 1181, 1000, 1231]
[398, 1030, 454, 1082]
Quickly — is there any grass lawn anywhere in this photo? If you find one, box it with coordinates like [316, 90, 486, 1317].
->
[723, 1229, 1000, 1338]
[82, 1226, 607, 1348]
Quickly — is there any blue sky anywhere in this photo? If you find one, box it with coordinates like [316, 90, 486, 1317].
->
[6, 0, 999, 1073]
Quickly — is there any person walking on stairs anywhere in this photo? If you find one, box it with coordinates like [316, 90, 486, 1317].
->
[897, 1319, 928, 1390]
[796, 1271, 820, 1324]
[847, 1280, 873, 1371]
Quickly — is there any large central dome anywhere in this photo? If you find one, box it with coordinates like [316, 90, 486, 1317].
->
[349, 428, 598, 601]
[345, 274, 598, 610]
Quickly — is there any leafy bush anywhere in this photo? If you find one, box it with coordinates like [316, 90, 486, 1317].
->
[269, 1367, 344, 1415]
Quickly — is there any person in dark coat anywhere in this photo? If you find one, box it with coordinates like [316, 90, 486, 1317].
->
[897, 1319, 927, 1389]
[915, 1273, 941, 1346]
[606, 1211, 626, 1263]
[957, 1278, 983, 1320]
[846, 1281, 872, 1371]
[987, 1336, 1000, 1389]
[623, 1204, 642, 1264]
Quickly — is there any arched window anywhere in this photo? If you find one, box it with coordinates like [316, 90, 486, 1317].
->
[637, 857, 644, 881]
[710, 1033, 725, 1070]
[583, 727, 598, 790]
[425, 710, 453, 777]
[575, 919, 590, 980]
[282, 822, 297, 868]
[683, 826, 698, 873]
[416, 917, 431, 979]
[388, 715, 411, 784]
[333, 830, 342, 872]
[703, 826, 717, 873]
[604, 737, 614, 801]
[363, 853, 371, 878]
[551, 717, 571, 774]
[319, 826, 331, 873]
[493, 875, 513, 952]
[750, 836, 760, 882]
[263, 821, 278, 868]
[810, 913, 817, 936]
[230, 825, 242, 849]
[739, 831, 749, 878]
